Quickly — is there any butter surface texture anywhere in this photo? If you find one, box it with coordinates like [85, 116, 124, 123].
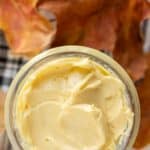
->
[16, 57, 133, 150]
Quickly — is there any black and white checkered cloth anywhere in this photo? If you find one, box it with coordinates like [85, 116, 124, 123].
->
[0, 31, 27, 92]
[0, 31, 28, 150]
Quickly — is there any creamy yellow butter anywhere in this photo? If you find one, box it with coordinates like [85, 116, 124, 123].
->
[16, 57, 133, 150]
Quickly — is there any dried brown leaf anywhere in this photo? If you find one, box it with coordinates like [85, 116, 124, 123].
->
[0, 0, 56, 56]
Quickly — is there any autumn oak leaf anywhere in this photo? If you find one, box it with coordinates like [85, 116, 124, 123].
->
[0, 0, 56, 56]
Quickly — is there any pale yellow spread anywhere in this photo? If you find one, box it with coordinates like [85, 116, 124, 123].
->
[16, 57, 133, 150]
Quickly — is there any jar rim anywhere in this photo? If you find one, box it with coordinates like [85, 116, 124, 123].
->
[5, 45, 140, 150]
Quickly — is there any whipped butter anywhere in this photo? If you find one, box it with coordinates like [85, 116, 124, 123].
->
[16, 57, 133, 150]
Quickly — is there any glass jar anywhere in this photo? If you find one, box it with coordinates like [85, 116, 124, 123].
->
[5, 46, 140, 150]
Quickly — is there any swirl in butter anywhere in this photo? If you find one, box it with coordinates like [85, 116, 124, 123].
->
[16, 57, 133, 150]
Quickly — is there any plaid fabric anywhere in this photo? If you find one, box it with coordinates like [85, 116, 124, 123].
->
[0, 31, 27, 92]
[0, 31, 27, 150]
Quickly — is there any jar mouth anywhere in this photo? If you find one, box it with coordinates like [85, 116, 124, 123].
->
[5, 45, 140, 150]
